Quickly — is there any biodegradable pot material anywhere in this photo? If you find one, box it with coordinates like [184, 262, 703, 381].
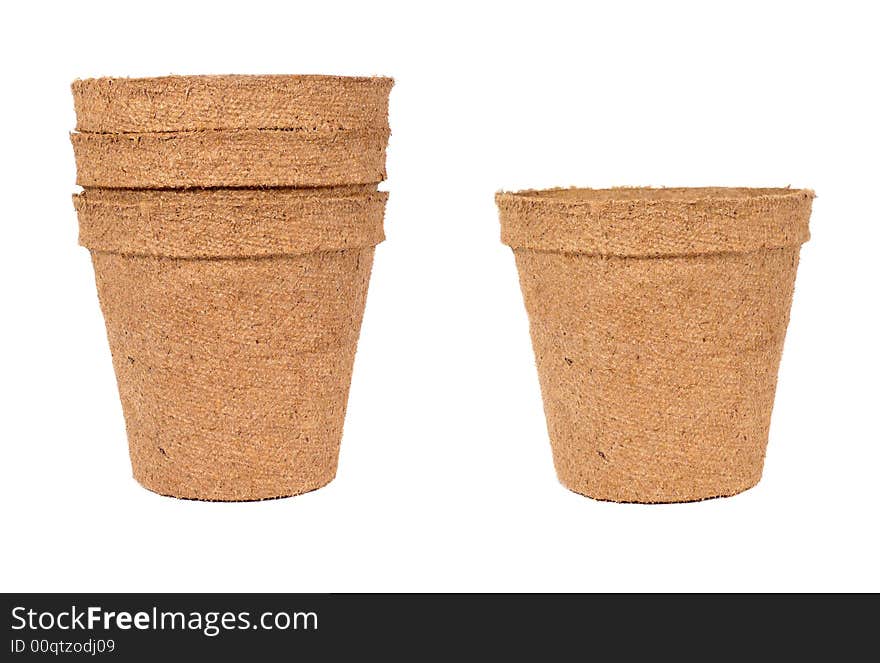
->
[72, 75, 393, 133]
[75, 188, 386, 501]
[71, 128, 389, 188]
[497, 187, 813, 503]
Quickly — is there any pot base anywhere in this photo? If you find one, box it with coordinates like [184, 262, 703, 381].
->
[557, 473, 761, 504]
[133, 470, 337, 502]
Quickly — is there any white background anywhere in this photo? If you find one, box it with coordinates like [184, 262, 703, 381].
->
[1, 0, 877, 592]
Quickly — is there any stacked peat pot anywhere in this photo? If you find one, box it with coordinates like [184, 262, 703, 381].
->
[497, 187, 813, 503]
[71, 75, 393, 501]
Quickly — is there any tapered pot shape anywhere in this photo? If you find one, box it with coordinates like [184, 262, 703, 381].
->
[75, 187, 386, 500]
[497, 187, 813, 503]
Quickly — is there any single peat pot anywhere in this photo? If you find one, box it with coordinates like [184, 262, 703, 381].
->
[75, 187, 386, 500]
[497, 187, 813, 503]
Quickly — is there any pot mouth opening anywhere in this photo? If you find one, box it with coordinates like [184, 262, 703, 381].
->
[73, 74, 394, 87]
[499, 186, 814, 204]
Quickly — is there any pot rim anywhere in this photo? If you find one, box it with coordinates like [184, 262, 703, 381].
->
[496, 186, 814, 257]
[72, 73, 394, 87]
[72, 74, 394, 134]
[497, 186, 814, 205]
[74, 188, 388, 258]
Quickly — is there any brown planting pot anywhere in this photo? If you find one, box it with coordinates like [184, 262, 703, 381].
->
[497, 187, 813, 503]
[75, 187, 386, 500]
